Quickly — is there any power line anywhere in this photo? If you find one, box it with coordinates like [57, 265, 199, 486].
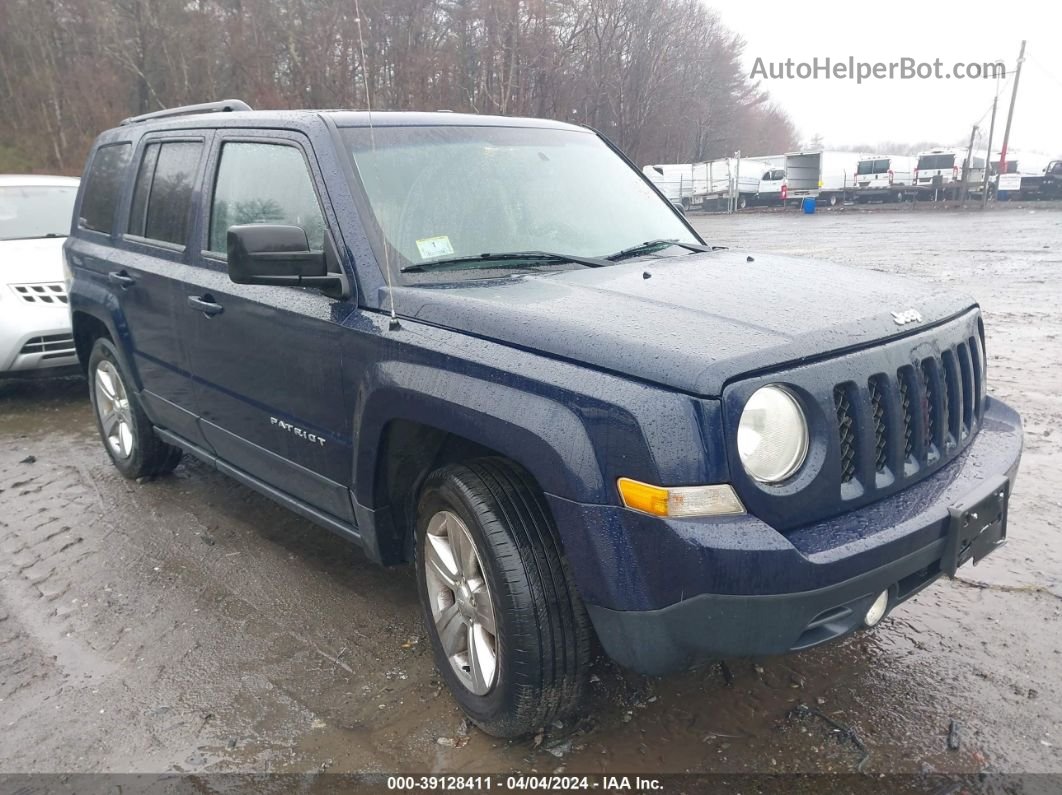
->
[1027, 53, 1062, 90]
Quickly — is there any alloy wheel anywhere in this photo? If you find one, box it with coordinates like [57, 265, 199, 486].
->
[94, 360, 134, 459]
[423, 510, 498, 695]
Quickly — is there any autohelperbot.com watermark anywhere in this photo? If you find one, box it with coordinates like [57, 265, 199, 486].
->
[751, 56, 1006, 84]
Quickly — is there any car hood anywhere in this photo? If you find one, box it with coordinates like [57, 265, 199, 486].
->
[1, 237, 67, 284]
[388, 250, 977, 397]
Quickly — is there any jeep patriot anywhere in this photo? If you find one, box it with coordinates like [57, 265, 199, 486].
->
[64, 101, 1023, 737]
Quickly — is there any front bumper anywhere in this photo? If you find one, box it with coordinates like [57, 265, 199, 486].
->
[547, 397, 1022, 675]
[0, 293, 77, 375]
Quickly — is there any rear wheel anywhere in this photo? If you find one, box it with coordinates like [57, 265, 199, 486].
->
[88, 337, 182, 479]
[415, 457, 591, 737]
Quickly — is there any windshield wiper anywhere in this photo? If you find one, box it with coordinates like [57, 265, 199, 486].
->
[400, 250, 608, 273]
[605, 239, 716, 262]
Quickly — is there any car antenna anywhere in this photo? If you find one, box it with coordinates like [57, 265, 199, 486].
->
[354, 0, 400, 331]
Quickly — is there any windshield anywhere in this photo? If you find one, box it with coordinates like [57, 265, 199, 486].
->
[342, 125, 698, 278]
[0, 185, 78, 241]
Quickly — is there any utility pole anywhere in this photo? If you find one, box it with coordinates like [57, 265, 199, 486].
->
[998, 39, 1026, 176]
[734, 150, 742, 213]
[960, 124, 978, 204]
[981, 91, 999, 208]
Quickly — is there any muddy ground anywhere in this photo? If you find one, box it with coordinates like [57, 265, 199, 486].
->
[1, 206, 1060, 783]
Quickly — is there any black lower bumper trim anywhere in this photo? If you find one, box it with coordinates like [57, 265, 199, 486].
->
[587, 540, 947, 676]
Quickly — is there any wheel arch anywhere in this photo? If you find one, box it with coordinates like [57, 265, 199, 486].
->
[354, 376, 604, 566]
[71, 309, 114, 374]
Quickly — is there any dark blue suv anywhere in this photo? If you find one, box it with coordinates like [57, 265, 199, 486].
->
[64, 101, 1023, 738]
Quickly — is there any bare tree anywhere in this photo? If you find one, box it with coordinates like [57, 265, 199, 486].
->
[0, 0, 798, 173]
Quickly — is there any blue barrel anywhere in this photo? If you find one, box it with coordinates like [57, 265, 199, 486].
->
[801, 197, 816, 214]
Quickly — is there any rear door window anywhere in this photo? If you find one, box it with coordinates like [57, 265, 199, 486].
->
[918, 154, 954, 170]
[127, 141, 203, 247]
[208, 142, 325, 254]
[79, 143, 132, 234]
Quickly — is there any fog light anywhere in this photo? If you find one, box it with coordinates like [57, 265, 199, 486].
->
[864, 590, 889, 627]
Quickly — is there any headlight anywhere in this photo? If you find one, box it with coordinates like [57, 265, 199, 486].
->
[737, 385, 809, 483]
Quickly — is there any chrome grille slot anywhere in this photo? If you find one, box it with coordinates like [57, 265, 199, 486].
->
[868, 375, 889, 474]
[897, 367, 916, 466]
[957, 342, 974, 437]
[969, 335, 984, 421]
[919, 358, 939, 462]
[834, 384, 857, 484]
[941, 349, 960, 449]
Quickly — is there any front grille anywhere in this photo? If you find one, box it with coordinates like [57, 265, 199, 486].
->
[11, 282, 68, 305]
[832, 337, 984, 496]
[19, 333, 75, 359]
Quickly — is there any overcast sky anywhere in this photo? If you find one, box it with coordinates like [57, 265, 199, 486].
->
[708, 0, 1062, 159]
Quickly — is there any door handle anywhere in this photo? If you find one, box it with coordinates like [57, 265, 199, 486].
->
[108, 270, 136, 288]
[187, 295, 224, 317]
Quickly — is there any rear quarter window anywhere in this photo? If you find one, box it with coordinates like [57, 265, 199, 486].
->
[79, 143, 132, 234]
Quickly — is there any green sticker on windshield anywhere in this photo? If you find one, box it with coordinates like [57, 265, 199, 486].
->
[416, 235, 455, 260]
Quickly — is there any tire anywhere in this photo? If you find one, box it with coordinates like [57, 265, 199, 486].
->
[825, 193, 840, 207]
[737, 195, 748, 210]
[415, 457, 591, 738]
[87, 337, 182, 479]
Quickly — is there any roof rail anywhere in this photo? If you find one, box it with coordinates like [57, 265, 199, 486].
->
[119, 99, 252, 126]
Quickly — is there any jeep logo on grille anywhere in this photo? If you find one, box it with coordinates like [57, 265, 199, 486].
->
[891, 309, 923, 326]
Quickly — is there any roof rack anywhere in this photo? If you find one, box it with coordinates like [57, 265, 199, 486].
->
[120, 99, 252, 126]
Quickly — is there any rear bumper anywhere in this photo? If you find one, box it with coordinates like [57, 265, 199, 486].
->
[548, 397, 1022, 675]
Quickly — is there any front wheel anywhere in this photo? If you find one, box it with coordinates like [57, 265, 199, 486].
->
[415, 458, 591, 737]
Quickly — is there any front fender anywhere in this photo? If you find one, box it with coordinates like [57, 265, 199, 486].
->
[353, 360, 604, 506]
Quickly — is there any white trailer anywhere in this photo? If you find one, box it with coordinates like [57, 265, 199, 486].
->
[783, 150, 871, 206]
[851, 155, 918, 202]
[642, 164, 698, 209]
[693, 155, 787, 210]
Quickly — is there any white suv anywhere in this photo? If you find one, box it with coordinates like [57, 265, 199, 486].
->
[0, 175, 80, 377]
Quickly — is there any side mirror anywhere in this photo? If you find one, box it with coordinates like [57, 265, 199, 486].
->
[227, 224, 348, 299]
[227, 224, 325, 283]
